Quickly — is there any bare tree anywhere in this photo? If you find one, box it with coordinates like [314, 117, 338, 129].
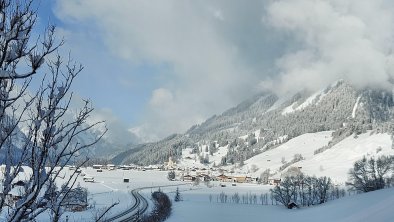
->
[271, 175, 335, 208]
[270, 176, 298, 208]
[315, 176, 331, 204]
[0, 1, 106, 221]
[259, 168, 270, 184]
[347, 155, 394, 193]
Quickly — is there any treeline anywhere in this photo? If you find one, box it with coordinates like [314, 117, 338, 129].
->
[210, 192, 269, 205]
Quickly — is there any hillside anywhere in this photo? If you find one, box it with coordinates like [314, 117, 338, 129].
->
[243, 130, 393, 182]
[113, 80, 394, 176]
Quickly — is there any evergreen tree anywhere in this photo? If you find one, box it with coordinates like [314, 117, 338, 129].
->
[174, 187, 182, 202]
[167, 171, 176, 181]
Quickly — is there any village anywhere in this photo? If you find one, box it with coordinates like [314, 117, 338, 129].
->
[0, 153, 286, 219]
[71, 155, 282, 188]
[0, 152, 339, 222]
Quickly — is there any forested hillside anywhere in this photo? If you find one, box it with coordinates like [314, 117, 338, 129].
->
[113, 80, 394, 166]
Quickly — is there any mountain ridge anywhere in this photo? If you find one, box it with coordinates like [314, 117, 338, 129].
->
[112, 80, 394, 167]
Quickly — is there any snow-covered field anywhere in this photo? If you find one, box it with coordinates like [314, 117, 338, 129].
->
[35, 169, 184, 221]
[168, 186, 394, 222]
[27, 166, 394, 222]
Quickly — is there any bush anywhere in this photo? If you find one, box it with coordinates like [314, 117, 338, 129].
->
[143, 191, 172, 222]
[167, 171, 175, 181]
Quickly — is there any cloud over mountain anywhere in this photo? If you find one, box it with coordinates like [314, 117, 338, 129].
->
[55, 0, 394, 139]
[264, 0, 394, 94]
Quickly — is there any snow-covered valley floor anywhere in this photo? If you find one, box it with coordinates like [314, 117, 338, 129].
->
[30, 167, 394, 222]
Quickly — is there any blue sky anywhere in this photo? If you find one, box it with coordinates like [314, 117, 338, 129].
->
[36, 1, 159, 126]
[34, 0, 394, 141]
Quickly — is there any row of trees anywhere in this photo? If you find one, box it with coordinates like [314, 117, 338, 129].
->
[212, 192, 261, 205]
[271, 154, 394, 209]
[270, 175, 344, 209]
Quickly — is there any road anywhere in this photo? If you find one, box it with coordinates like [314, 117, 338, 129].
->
[103, 188, 148, 222]
[104, 183, 188, 222]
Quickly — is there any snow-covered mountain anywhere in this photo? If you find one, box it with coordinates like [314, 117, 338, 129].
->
[1, 104, 140, 164]
[112, 80, 394, 181]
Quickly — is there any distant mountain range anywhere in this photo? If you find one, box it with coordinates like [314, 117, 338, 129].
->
[0, 105, 140, 165]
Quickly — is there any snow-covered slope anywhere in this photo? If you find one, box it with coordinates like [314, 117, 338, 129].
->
[282, 88, 331, 115]
[244, 131, 333, 176]
[241, 130, 393, 183]
[299, 131, 392, 182]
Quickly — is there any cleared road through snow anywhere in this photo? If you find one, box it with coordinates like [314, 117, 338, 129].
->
[105, 183, 188, 222]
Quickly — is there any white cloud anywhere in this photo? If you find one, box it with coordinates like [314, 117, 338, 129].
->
[87, 107, 140, 145]
[149, 88, 174, 107]
[212, 9, 225, 21]
[263, 0, 394, 94]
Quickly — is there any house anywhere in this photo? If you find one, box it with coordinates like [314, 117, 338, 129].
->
[226, 176, 234, 183]
[268, 178, 281, 186]
[120, 165, 130, 170]
[216, 174, 228, 182]
[251, 177, 259, 183]
[83, 176, 94, 182]
[288, 202, 298, 209]
[106, 164, 115, 170]
[198, 174, 211, 182]
[92, 165, 102, 169]
[233, 176, 247, 183]
[246, 176, 254, 183]
[182, 175, 195, 182]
